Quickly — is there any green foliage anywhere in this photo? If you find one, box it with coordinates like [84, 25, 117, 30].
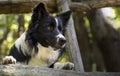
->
[113, 7, 120, 19]
[0, 14, 31, 56]
[58, 48, 70, 63]
[108, 7, 120, 31]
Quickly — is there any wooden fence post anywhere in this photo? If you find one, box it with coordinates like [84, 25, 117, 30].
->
[56, 0, 84, 72]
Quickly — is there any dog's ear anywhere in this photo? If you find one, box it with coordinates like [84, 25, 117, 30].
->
[57, 11, 71, 26]
[32, 3, 49, 22]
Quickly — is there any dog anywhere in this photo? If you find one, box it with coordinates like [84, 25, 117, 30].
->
[2, 3, 74, 70]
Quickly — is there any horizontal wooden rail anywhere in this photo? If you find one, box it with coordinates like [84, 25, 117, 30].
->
[0, 0, 57, 14]
[0, 64, 120, 76]
[0, 0, 120, 14]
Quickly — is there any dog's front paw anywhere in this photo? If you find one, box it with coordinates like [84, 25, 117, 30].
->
[54, 62, 74, 70]
[2, 56, 16, 64]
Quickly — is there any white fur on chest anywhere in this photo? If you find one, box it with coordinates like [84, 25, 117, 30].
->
[28, 44, 60, 66]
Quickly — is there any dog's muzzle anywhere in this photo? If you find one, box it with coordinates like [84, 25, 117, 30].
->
[58, 38, 66, 46]
[56, 34, 66, 48]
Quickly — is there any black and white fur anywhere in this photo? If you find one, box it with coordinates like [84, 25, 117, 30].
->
[3, 3, 74, 70]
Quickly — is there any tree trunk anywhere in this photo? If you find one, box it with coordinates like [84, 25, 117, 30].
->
[17, 14, 25, 37]
[73, 13, 93, 71]
[87, 9, 120, 72]
[91, 39, 105, 71]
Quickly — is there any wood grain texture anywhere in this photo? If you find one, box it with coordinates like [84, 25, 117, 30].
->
[1, 0, 120, 13]
[0, 0, 57, 14]
[0, 64, 120, 76]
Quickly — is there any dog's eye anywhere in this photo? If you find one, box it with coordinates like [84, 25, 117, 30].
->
[47, 26, 54, 31]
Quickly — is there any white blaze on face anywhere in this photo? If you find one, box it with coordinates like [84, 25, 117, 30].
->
[54, 17, 66, 42]
[54, 17, 59, 27]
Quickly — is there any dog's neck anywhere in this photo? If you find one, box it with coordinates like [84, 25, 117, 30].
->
[28, 43, 60, 66]
[25, 30, 60, 66]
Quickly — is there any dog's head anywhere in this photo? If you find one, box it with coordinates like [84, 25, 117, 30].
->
[26, 3, 71, 50]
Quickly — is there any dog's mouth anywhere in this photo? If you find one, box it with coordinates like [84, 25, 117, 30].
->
[45, 39, 66, 50]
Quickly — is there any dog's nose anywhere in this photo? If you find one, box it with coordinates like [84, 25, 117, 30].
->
[59, 38, 66, 46]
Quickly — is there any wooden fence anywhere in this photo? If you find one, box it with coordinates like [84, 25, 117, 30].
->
[1, 0, 120, 14]
[0, 0, 120, 76]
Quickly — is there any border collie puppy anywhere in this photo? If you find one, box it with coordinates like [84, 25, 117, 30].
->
[2, 3, 74, 70]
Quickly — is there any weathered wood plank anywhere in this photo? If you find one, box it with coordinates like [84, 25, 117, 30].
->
[69, 2, 90, 12]
[0, 64, 120, 76]
[70, 0, 120, 12]
[56, 0, 84, 72]
[1, 0, 120, 13]
[0, 0, 57, 14]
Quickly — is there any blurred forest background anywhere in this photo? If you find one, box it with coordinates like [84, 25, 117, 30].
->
[0, 14, 31, 57]
[1, 0, 120, 72]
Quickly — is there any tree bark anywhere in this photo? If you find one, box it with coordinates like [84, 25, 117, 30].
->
[87, 9, 120, 72]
